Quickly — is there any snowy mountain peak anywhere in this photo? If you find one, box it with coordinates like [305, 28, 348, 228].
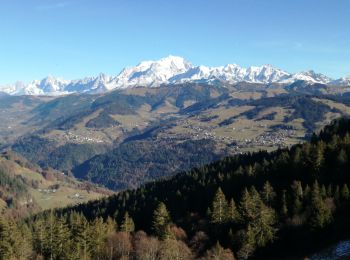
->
[39, 76, 70, 93]
[0, 56, 347, 95]
[291, 70, 332, 84]
[114, 56, 192, 88]
[331, 76, 350, 86]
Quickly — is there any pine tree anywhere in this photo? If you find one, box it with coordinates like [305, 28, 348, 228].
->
[261, 181, 276, 206]
[239, 188, 254, 222]
[211, 187, 228, 224]
[121, 212, 135, 233]
[238, 187, 277, 256]
[32, 218, 46, 257]
[238, 224, 255, 260]
[291, 181, 303, 215]
[69, 212, 90, 259]
[106, 216, 118, 234]
[89, 217, 107, 260]
[311, 141, 325, 173]
[309, 181, 332, 229]
[152, 202, 172, 240]
[0, 217, 13, 259]
[337, 148, 347, 165]
[53, 217, 72, 259]
[227, 198, 239, 223]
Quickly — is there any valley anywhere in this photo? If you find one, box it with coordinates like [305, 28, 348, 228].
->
[0, 82, 350, 190]
[2, 1, 350, 258]
[2, 80, 350, 191]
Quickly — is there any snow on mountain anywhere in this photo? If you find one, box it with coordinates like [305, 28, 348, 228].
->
[243, 65, 291, 83]
[280, 70, 332, 84]
[0, 55, 346, 96]
[0, 77, 70, 95]
[65, 73, 116, 94]
[170, 64, 290, 84]
[331, 77, 350, 86]
[114, 56, 193, 88]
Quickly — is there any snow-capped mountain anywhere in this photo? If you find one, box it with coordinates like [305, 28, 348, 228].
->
[331, 77, 350, 86]
[65, 73, 115, 94]
[283, 70, 332, 84]
[0, 56, 348, 96]
[114, 56, 192, 88]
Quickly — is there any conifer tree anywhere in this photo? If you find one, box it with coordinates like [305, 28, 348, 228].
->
[32, 218, 46, 257]
[211, 187, 228, 224]
[309, 181, 332, 229]
[152, 202, 172, 240]
[70, 213, 90, 260]
[291, 181, 303, 215]
[337, 148, 347, 165]
[238, 224, 255, 260]
[121, 212, 135, 233]
[106, 216, 118, 234]
[311, 141, 325, 173]
[227, 198, 239, 223]
[239, 188, 252, 222]
[261, 181, 276, 206]
[281, 190, 288, 218]
[89, 217, 107, 260]
[0, 217, 13, 259]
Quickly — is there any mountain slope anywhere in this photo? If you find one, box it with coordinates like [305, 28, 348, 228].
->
[52, 118, 350, 259]
[0, 151, 110, 218]
[7, 83, 350, 191]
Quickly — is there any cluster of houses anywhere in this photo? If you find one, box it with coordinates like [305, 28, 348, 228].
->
[64, 131, 105, 144]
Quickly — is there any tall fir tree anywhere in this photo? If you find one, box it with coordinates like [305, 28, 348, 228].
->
[121, 212, 135, 233]
[210, 187, 228, 224]
[152, 202, 172, 240]
[309, 181, 332, 229]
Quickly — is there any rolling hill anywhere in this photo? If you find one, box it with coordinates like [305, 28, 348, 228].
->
[16, 117, 350, 259]
[2, 82, 350, 190]
[0, 150, 111, 218]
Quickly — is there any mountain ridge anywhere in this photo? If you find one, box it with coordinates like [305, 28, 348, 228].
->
[1, 55, 349, 96]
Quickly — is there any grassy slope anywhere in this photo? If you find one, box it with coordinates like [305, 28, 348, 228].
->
[0, 151, 112, 217]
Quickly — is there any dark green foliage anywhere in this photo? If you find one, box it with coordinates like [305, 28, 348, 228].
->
[2, 117, 350, 258]
[85, 112, 120, 129]
[73, 139, 222, 190]
[47, 118, 350, 258]
[0, 217, 32, 259]
[43, 143, 108, 172]
[210, 188, 228, 224]
[0, 168, 28, 197]
[152, 202, 172, 240]
[308, 182, 332, 230]
[121, 212, 135, 233]
[12, 135, 56, 163]
[12, 136, 107, 172]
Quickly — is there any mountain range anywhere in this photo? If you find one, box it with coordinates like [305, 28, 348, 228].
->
[1, 56, 350, 96]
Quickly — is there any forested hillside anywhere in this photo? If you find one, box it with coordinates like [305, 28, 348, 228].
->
[0, 151, 109, 219]
[3, 118, 350, 259]
[7, 84, 350, 191]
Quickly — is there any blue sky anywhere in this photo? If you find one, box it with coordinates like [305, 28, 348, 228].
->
[1, 0, 350, 84]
